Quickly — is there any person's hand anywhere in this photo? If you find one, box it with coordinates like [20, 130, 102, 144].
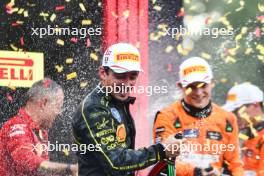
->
[201, 167, 221, 176]
[160, 135, 184, 158]
[70, 164, 78, 176]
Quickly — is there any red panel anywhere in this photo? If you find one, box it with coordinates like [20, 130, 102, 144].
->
[128, 0, 138, 45]
[117, 0, 128, 42]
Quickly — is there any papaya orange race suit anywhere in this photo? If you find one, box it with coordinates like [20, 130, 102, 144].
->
[240, 121, 264, 175]
[153, 100, 244, 176]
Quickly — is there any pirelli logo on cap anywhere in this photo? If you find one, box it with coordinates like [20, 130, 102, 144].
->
[183, 65, 207, 76]
[227, 94, 237, 101]
[0, 50, 44, 87]
[114, 53, 139, 62]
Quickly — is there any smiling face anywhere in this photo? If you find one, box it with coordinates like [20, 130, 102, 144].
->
[179, 81, 214, 109]
[99, 66, 139, 101]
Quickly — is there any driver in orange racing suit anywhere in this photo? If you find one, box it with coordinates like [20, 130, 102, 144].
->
[153, 57, 244, 176]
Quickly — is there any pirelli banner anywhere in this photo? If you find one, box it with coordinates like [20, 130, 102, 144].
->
[0, 50, 44, 87]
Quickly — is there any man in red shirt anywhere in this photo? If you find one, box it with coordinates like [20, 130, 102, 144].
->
[0, 78, 77, 176]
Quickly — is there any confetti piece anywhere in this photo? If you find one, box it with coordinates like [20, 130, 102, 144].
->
[224, 56, 236, 63]
[235, 34, 242, 41]
[257, 55, 264, 61]
[10, 44, 18, 51]
[255, 27, 261, 38]
[82, 19, 92, 25]
[245, 48, 252, 55]
[239, 133, 249, 140]
[201, 52, 211, 59]
[55, 6, 65, 11]
[56, 39, 64, 46]
[23, 10, 28, 17]
[157, 23, 168, 30]
[55, 65, 63, 73]
[70, 37, 78, 43]
[86, 38, 91, 47]
[165, 45, 173, 53]
[20, 37, 24, 46]
[177, 8, 185, 17]
[64, 19, 72, 24]
[18, 8, 24, 14]
[153, 5, 162, 11]
[241, 27, 247, 34]
[254, 115, 262, 121]
[6, 94, 13, 102]
[67, 72, 77, 80]
[167, 64, 172, 72]
[43, 79, 52, 88]
[79, 3, 86, 12]
[185, 87, 192, 95]
[197, 83, 205, 88]
[256, 45, 264, 54]
[123, 10, 130, 19]
[66, 58, 73, 64]
[205, 17, 212, 25]
[50, 13, 56, 22]
[62, 148, 69, 156]
[90, 53, 98, 61]
[220, 78, 228, 83]
[111, 11, 118, 18]
[80, 82, 88, 88]
[258, 3, 264, 12]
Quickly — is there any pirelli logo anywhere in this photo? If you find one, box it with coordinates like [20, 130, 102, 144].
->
[183, 65, 207, 76]
[0, 50, 44, 87]
[115, 53, 139, 62]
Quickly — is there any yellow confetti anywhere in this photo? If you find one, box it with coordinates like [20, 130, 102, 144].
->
[235, 34, 242, 41]
[245, 48, 252, 55]
[23, 10, 28, 17]
[197, 83, 205, 88]
[254, 115, 262, 121]
[10, 44, 18, 51]
[56, 39, 64, 46]
[239, 133, 249, 140]
[80, 82, 88, 88]
[16, 21, 24, 25]
[90, 53, 98, 61]
[123, 10, 130, 19]
[200, 52, 211, 59]
[185, 88, 192, 95]
[66, 58, 73, 64]
[153, 5, 162, 11]
[165, 45, 174, 53]
[225, 56, 236, 63]
[258, 3, 264, 12]
[17, 8, 24, 14]
[228, 48, 237, 56]
[149, 33, 160, 41]
[67, 72, 77, 80]
[135, 42, 140, 48]
[62, 148, 69, 156]
[189, 5, 197, 11]
[50, 13, 56, 22]
[177, 44, 189, 56]
[79, 3, 86, 12]
[220, 78, 228, 83]
[257, 55, 264, 61]
[256, 44, 264, 55]
[238, 106, 246, 115]
[55, 65, 63, 73]
[111, 11, 118, 18]
[239, 0, 245, 6]
[64, 19, 72, 24]
[157, 23, 168, 30]
[241, 27, 247, 34]
[82, 19, 92, 25]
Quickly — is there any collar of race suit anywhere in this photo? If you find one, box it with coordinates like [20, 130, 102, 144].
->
[181, 99, 212, 119]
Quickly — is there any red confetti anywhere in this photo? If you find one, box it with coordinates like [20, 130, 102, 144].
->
[20, 37, 24, 46]
[255, 27, 261, 38]
[176, 8, 185, 17]
[256, 15, 264, 21]
[11, 22, 20, 26]
[86, 38, 91, 47]
[205, 17, 212, 25]
[43, 79, 52, 88]
[55, 6, 65, 11]
[70, 37, 78, 43]
[167, 64, 172, 72]
[6, 94, 13, 102]
[5, 4, 13, 14]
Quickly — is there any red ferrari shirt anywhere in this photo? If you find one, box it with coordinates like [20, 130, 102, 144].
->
[0, 108, 49, 176]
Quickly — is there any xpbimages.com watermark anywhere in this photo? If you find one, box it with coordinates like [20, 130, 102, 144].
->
[31, 25, 102, 38]
[97, 84, 168, 97]
[31, 141, 101, 154]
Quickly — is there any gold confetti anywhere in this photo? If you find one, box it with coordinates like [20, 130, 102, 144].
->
[235, 34, 242, 41]
[56, 39, 64, 46]
[23, 10, 28, 17]
[64, 19, 72, 24]
[165, 45, 174, 53]
[62, 148, 69, 156]
[200, 52, 211, 59]
[123, 10, 130, 19]
[257, 55, 264, 61]
[10, 44, 18, 51]
[90, 53, 98, 61]
[82, 19, 92, 25]
[239, 133, 249, 140]
[157, 23, 168, 30]
[256, 44, 264, 55]
[225, 56, 236, 63]
[67, 72, 77, 80]
[111, 11, 118, 18]
[258, 3, 264, 12]
[153, 5, 162, 11]
[50, 13, 56, 22]
[197, 83, 205, 88]
[79, 3, 86, 12]
[245, 48, 253, 55]
[185, 87, 192, 95]
[66, 58, 73, 64]
[80, 82, 88, 88]
[254, 116, 262, 121]
[18, 8, 24, 14]
[220, 78, 228, 83]
[55, 65, 63, 73]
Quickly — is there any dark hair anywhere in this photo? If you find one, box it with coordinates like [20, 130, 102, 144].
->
[26, 78, 62, 103]
[103, 66, 110, 75]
